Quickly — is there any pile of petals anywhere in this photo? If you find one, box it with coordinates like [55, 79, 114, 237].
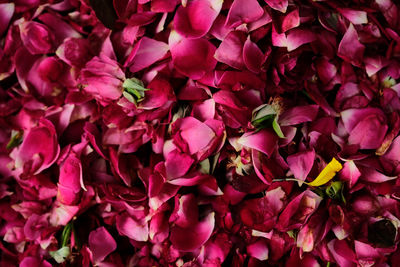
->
[2, 0, 400, 266]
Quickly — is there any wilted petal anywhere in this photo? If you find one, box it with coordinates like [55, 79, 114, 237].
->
[174, 0, 223, 38]
[238, 129, 278, 157]
[89, 227, 117, 263]
[327, 239, 357, 267]
[338, 23, 365, 67]
[358, 165, 397, 183]
[125, 37, 169, 73]
[170, 212, 215, 251]
[226, 0, 264, 27]
[169, 31, 217, 79]
[19, 21, 54, 55]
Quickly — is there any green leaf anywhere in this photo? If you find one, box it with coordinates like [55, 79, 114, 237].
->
[61, 221, 73, 247]
[6, 130, 23, 150]
[50, 246, 70, 264]
[272, 116, 285, 138]
[123, 78, 149, 105]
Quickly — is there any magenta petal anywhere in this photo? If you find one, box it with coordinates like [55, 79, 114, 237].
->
[279, 105, 319, 126]
[286, 28, 316, 52]
[20, 257, 52, 267]
[89, 227, 117, 263]
[169, 31, 217, 79]
[281, 9, 300, 32]
[354, 240, 381, 259]
[126, 37, 169, 73]
[171, 194, 198, 228]
[174, 0, 223, 38]
[264, 0, 288, 13]
[238, 129, 278, 157]
[226, 0, 264, 28]
[170, 212, 215, 251]
[214, 31, 246, 69]
[358, 165, 397, 183]
[243, 37, 265, 73]
[337, 8, 368, 25]
[165, 150, 195, 179]
[116, 214, 149, 242]
[247, 240, 269, 261]
[0, 3, 14, 36]
[287, 149, 315, 181]
[338, 23, 365, 67]
[57, 153, 83, 205]
[327, 239, 357, 267]
[339, 160, 361, 188]
[341, 108, 388, 149]
[13, 119, 60, 175]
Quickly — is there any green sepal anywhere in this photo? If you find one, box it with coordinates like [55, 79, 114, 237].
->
[6, 130, 23, 150]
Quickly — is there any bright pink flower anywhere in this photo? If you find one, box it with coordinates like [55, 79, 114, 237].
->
[80, 56, 125, 102]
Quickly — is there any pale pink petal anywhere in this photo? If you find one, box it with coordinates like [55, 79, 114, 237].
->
[174, 0, 223, 38]
[89, 227, 117, 263]
[226, 0, 264, 27]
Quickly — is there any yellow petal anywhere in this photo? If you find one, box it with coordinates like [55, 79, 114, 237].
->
[307, 158, 343, 187]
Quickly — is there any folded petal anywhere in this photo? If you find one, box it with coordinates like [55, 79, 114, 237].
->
[338, 8, 368, 25]
[247, 240, 269, 261]
[286, 28, 316, 52]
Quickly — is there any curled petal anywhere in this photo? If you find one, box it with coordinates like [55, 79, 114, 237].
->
[238, 129, 278, 157]
[226, 0, 264, 27]
[338, 23, 365, 67]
